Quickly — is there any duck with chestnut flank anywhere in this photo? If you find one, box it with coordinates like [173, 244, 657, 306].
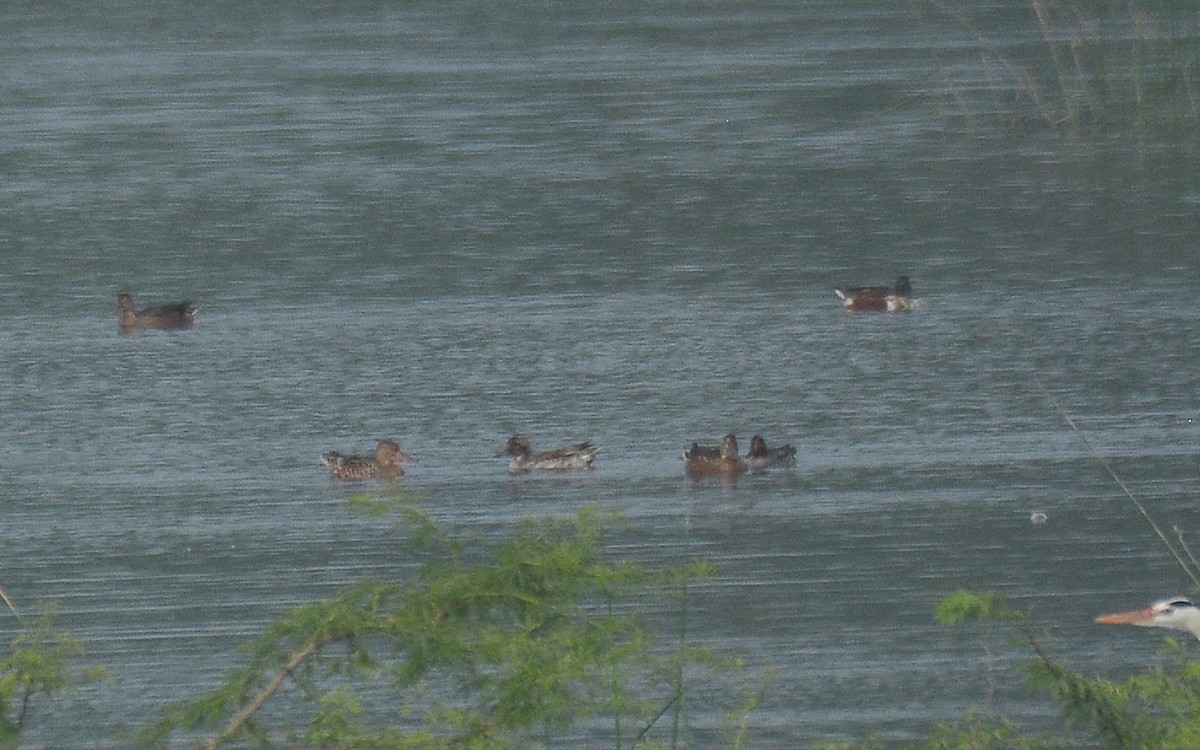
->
[684, 434, 748, 477]
[834, 275, 915, 312]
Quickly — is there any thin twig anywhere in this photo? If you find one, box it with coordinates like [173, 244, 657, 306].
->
[206, 629, 354, 750]
[0, 583, 20, 622]
[1174, 524, 1200, 573]
[634, 694, 678, 745]
[1031, 0, 1078, 126]
[1035, 377, 1200, 589]
[1018, 621, 1130, 746]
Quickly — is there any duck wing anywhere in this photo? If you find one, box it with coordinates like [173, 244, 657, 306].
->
[746, 440, 797, 469]
[134, 300, 195, 317]
[836, 284, 892, 299]
[762, 444, 797, 466]
[322, 451, 376, 479]
[530, 442, 600, 469]
[683, 442, 721, 460]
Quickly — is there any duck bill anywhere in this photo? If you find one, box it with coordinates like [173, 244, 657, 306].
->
[1094, 608, 1156, 625]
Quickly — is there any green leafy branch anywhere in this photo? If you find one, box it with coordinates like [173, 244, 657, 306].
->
[138, 509, 749, 749]
[935, 589, 1200, 749]
[0, 602, 105, 750]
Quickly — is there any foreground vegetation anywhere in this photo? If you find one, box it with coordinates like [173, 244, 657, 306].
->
[817, 589, 1200, 750]
[1, 502, 762, 749]
[2, 500, 1199, 747]
[0, 602, 103, 750]
[916, 0, 1200, 137]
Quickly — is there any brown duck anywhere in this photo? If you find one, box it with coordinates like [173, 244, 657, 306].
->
[683, 434, 748, 478]
[117, 293, 198, 334]
[321, 440, 412, 480]
[834, 275, 915, 312]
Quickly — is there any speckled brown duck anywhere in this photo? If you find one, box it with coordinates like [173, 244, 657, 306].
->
[834, 276, 915, 312]
[683, 434, 748, 478]
[496, 435, 600, 474]
[321, 440, 412, 480]
[745, 434, 796, 470]
[117, 293, 198, 334]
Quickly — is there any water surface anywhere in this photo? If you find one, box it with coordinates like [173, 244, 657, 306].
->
[2, 1, 1200, 746]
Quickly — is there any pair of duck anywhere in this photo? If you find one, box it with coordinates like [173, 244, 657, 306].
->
[321, 435, 601, 480]
[683, 434, 796, 477]
[118, 276, 914, 336]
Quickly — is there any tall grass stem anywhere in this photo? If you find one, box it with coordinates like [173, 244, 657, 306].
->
[1035, 377, 1200, 589]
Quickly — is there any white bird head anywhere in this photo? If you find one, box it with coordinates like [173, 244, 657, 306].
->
[1095, 598, 1200, 640]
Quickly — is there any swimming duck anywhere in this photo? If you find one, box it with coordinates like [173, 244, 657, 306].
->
[745, 434, 796, 470]
[497, 435, 600, 473]
[684, 434, 748, 477]
[683, 442, 721, 461]
[834, 276, 915, 312]
[117, 293, 198, 334]
[321, 439, 412, 480]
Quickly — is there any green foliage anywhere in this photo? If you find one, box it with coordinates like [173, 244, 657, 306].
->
[905, 711, 1072, 749]
[812, 742, 883, 750]
[813, 718, 1077, 750]
[0, 604, 104, 749]
[138, 508, 749, 749]
[1021, 654, 1200, 749]
[935, 590, 1026, 626]
[928, 589, 1200, 750]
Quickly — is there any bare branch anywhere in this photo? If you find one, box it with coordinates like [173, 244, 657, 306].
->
[207, 629, 354, 750]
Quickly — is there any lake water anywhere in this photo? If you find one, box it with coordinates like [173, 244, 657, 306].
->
[2, 1, 1200, 746]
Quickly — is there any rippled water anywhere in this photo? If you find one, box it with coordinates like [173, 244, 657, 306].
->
[2, 1, 1200, 746]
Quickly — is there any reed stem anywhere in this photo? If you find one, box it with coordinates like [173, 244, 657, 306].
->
[1035, 377, 1200, 590]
